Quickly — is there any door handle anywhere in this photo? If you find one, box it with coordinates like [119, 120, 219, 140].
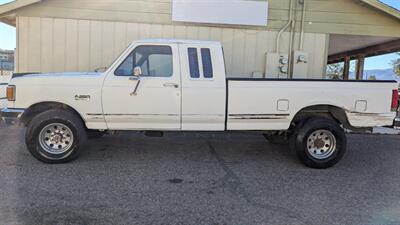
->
[129, 76, 140, 81]
[129, 76, 141, 96]
[163, 82, 179, 88]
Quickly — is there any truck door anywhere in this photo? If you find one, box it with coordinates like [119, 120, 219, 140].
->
[178, 44, 226, 130]
[102, 44, 181, 130]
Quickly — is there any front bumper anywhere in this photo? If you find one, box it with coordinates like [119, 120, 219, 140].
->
[0, 108, 25, 125]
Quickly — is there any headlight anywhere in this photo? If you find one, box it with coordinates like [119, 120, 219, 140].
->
[6, 85, 16, 101]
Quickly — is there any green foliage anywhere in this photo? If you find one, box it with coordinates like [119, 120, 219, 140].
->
[326, 62, 344, 80]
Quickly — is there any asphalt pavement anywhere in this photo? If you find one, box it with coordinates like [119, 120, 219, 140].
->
[1, 125, 400, 225]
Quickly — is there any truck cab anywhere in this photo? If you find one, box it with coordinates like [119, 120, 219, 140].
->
[101, 39, 226, 131]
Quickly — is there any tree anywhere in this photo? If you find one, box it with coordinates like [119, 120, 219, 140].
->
[326, 62, 344, 80]
[392, 53, 400, 77]
[368, 75, 377, 80]
[326, 60, 357, 80]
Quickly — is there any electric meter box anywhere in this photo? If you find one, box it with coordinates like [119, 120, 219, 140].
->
[292, 51, 309, 79]
[265, 53, 289, 79]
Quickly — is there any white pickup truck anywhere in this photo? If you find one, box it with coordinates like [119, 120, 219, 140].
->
[1, 39, 399, 168]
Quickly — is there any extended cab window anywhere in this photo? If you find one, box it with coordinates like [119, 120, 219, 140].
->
[188, 48, 200, 78]
[188, 47, 213, 79]
[201, 48, 213, 78]
[115, 45, 173, 77]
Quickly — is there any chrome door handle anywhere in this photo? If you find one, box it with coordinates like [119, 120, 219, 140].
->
[129, 76, 140, 81]
[163, 82, 179, 88]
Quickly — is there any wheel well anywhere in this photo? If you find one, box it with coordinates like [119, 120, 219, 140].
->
[21, 102, 86, 128]
[290, 105, 351, 130]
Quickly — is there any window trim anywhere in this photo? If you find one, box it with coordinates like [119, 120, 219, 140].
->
[114, 45, 174, 77]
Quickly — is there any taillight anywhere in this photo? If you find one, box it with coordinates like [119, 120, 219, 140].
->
[392, 89, 399, 112]
[6, 85, 15, 101]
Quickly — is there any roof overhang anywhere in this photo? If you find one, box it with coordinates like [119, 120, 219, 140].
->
[358, 0, 400, 20]
[0, 14, 16, 26]
[0, 0, 399, 27]
[0, 0, 41, 27]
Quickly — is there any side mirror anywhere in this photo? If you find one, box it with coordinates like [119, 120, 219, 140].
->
[133, 66, 142, 77]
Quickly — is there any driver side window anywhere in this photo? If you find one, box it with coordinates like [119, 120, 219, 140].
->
[115, 45, 173, 77]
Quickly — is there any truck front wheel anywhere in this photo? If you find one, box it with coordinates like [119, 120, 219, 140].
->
[25, 109, 87, 163]
[291, 118, 347, 169]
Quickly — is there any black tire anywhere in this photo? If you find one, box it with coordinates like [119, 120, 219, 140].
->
[291, 118, 346, 169]
[263, 133, 288, 145]
[25, 109, 87, 163]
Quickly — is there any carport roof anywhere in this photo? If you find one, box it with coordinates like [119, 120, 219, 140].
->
[0, 0, 399, 26]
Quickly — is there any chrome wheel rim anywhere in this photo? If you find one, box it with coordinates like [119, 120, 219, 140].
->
[39, 123, 74, 155]
[307, 129, 336, 160]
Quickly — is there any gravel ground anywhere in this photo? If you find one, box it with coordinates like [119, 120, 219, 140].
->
[0, 125, 400, 225]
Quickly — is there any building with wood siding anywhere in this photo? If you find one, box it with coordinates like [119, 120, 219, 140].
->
[0, 0, 399, 79]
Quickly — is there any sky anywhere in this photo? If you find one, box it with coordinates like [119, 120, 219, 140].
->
[0, 0, 399, 70]
[380, 0, 400, 10]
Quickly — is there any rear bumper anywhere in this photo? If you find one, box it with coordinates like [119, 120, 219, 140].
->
[347, 112, 397, 128]
[394, 117, 400, 130]
[0, 108, 25, 125]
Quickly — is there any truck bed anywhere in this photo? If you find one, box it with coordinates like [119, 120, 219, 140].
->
[226, 78, 398, 130]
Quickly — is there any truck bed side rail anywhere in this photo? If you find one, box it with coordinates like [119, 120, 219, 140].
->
[226, 77, 398, 83]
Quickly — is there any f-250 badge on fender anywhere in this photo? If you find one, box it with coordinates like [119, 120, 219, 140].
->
[75, 95, 91, 101]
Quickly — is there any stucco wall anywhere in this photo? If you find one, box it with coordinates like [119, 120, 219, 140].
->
[16, 16, 328, 78]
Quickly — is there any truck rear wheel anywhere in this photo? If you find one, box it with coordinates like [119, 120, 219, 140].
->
[25, 109, 87, 163]
[291, 118, 346, 169]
